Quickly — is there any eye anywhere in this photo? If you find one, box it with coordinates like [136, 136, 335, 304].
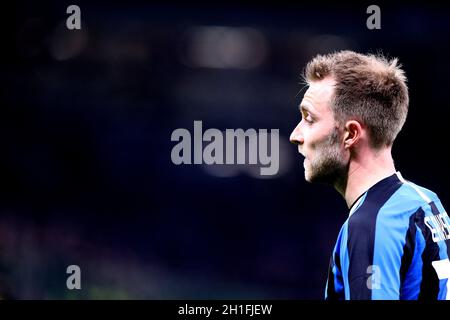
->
[302, 112, 313, 124]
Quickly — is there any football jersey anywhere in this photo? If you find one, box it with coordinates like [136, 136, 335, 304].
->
[325, 172, 450, 300]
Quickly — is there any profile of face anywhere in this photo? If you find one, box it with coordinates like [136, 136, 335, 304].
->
[289, 78, 348, 185]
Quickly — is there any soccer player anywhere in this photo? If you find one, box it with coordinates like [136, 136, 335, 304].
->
[289, 50, 450, 300]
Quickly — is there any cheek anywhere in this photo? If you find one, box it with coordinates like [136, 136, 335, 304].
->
[305, 130, 328, 151]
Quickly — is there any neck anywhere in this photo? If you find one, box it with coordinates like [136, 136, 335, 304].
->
[335, 146, 397, 209]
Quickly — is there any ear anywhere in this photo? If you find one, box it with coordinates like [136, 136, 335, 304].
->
[343, 120, 363, 150]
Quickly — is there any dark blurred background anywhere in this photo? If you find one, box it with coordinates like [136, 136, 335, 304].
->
[0, 1, 449, 299]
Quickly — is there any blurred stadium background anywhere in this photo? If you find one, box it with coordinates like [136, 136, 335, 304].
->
[0, 1, 449, 299]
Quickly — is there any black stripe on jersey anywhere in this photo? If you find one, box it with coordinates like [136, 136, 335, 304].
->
[429, 201, 450, 262]
[347, 174, 403, 300]
[429, 202, 441, 215]
[399, 213, 417, 297]
[415, 206, 441, 300]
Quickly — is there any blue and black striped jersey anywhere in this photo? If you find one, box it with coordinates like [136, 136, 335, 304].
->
[325, 172, 450, 300]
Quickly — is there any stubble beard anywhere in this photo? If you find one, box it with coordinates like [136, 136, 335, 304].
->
[305, 128, 348, 186]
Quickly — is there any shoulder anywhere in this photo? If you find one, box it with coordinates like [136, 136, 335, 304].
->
[356, 173, 445, 228]
[349, 172, 446, 230]
[388, 176, 443, 216]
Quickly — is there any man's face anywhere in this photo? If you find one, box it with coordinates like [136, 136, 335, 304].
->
[289, 78, 348, 184]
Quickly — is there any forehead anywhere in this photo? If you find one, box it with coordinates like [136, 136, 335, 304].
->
[301, 78, 336, 113]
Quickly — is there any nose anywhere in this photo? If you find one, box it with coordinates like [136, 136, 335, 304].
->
[289, 123, 304, 145]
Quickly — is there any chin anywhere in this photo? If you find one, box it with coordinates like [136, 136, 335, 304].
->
[304, 171, 313, 183]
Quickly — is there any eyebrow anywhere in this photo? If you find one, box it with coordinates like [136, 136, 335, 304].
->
[299, 104, 315, 115]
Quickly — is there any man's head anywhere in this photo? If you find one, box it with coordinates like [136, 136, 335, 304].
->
[290, 50, 409, 184]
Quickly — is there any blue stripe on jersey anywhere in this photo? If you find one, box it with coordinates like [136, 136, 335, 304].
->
[340, 221, 350, 299]
[400, 223, 425, 299]
[325, 221, 348, 300]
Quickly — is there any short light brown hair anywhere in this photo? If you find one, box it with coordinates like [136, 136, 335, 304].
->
[304, 50, 409, 148]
